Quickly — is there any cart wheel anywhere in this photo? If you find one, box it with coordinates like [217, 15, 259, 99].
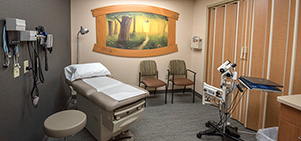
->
[205, 122, 210, 127]
[196, 133, 202, 139]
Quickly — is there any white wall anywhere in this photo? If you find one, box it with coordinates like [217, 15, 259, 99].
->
[71, 0, 195, 86]
[191, 0, 224, 92]
[71, 0, 224, 93]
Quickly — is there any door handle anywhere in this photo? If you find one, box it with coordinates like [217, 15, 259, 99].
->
[240, 47, 244, 59]
[240, 47, 247, 60]
[243, 47, 247, 60]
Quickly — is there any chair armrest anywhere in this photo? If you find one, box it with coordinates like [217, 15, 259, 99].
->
[167, 69, 175, 82]
[167, 69, 174, 75]
[187, 69, 196, 84]
[187, 69, 196, 75]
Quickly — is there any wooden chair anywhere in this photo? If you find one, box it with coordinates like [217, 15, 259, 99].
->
[167, 60, 196, 104]
[139, 60, 167, 104]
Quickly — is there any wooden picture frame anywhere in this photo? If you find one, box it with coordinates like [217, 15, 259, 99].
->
[91, 5, 179, 57]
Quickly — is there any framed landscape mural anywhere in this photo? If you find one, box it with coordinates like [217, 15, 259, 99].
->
[91, 5, 179, 57]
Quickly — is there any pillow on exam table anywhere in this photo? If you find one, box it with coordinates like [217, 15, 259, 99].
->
[64, 62, 111, 82]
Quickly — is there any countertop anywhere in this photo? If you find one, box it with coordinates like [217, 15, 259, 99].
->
[277, 94, 301, 111]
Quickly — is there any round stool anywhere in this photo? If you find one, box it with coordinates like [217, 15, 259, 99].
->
[44, 110, 86, 141]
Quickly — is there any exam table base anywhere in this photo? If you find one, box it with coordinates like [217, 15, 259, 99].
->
[109, 130, 135, 141]
[77, 94, 143, 141]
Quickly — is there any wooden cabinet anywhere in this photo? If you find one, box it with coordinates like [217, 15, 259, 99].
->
[278, 119, 301, 141]
[277, 104, 301, 141]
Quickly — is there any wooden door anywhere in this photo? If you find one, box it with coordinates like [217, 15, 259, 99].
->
[212, 6, 225, 88]
[245, 0, 271, 130]
[231, 0, 248, 122]
[204, 0, 301, 131]
[265, 0, 292, 128]
[292, 0, 301, 95]
[205, 8, 215, 85]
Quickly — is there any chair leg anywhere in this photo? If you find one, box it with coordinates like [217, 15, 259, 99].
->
[144, 98, 147, 107]
[172, 83, 174, 104]
[183, 86, 186, 94]
[165, 85, 168, 104]
[139, 72, 141, 87]
[154, 88, 157, 94]
[193, 84, 195, 103]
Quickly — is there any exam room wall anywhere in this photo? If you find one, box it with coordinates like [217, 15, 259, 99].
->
[191, 0, 224, 91]
[0, 0, 71, 140]
[71, 0, 197, 91]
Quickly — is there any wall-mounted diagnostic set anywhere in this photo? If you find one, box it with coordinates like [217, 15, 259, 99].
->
[2, 18, 54, 108]
[3, 18, 26, 71]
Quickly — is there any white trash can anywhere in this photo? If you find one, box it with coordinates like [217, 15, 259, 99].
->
[256, 127, 278, 141]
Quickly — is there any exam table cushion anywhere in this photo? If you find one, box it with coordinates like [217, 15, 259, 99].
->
[68, 79, 97, 97]
[68, 79, 149, 111]
[89, 86, 148, 111]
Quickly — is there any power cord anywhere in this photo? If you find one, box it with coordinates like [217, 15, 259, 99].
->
[216, 88, 246, 126]
[27, 41, 44, 108]
[220, 90, 246, 125]
[44, 46, 48, 71]
[228, 90, 240, 111]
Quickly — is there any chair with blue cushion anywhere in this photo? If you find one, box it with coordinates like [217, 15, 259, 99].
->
[167, 59, 196, 104]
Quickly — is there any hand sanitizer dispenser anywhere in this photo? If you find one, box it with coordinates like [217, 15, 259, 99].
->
[191, 36, 202, 49]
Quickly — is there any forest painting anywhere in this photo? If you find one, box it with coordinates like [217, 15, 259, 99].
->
[106, 12, 168, 50]
[92, 5, 179, 57]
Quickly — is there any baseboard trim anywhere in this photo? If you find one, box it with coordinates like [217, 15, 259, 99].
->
[148, 88, 202, 99]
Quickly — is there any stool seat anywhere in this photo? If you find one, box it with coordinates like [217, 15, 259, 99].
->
[44, 110, 86, 138]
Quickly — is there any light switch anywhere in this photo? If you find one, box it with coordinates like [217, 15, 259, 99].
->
[24, 60, 29, 73]
[14, 66, 20, 78]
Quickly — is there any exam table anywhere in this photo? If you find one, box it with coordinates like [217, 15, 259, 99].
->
[64, 63, 149, 141]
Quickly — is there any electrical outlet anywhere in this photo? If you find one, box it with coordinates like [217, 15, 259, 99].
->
[24, 60, 29, 73]
[14, 67, 20, 78]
